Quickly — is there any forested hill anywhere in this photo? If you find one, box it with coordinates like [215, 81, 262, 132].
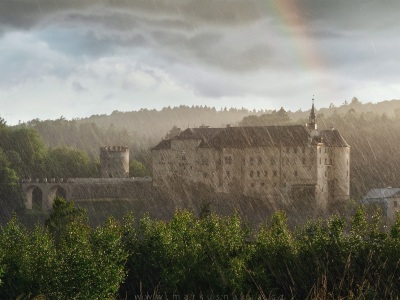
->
[80, 106, 259, 140]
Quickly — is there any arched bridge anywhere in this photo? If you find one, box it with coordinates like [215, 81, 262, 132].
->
[21, 178, 70, 210]
[21, 177, 153, 211]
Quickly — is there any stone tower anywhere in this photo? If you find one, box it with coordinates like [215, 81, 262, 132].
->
[100, 146, 129, 178]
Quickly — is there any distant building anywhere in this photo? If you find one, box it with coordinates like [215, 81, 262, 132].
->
[361, 188, 400, 224]
[151, 102, 350, 212]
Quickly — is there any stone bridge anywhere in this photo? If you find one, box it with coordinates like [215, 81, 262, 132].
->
[21, 178, 71, 210]
[21, 177, 152, 211]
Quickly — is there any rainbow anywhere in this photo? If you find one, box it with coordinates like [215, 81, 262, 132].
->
[263, 0, 328, 86]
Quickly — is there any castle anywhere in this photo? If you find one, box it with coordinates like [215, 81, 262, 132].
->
[152, 102, 350, 212]
[21, 102, 350, 221]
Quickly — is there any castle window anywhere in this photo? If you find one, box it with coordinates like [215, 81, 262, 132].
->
[261, 182, 265, 187]
[302, 158, 306, 165]
[325, 158, 327, 164]
[325, 171, 327, 177]
[264, 171, 268, 177]
[250, 157, 254, 165]
[258, 157, 262, 165]
[294, 170, 298, 177]
[319, 147, 322, 153]
[225, 156, 232, 165]
[330, 159, 333, 165]
[319, 158, 321, 165]
[270, 158, 276, 165]
[273, 170, 277, 177]
[293, 147, 298, 154]
[181, 150, 186, 160]
[226, 171, 230, 178]
[325, 148, 328, 153]
[394, 201, 398, 208]
[161, 155, 164, 160]
[250, 170, 254, 177]
[257, 171, 260, 177]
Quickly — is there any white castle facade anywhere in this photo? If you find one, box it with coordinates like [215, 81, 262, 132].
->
[151, 103, 350, 212]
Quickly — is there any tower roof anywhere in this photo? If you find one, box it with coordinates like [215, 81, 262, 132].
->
[307, 97, 317, 130]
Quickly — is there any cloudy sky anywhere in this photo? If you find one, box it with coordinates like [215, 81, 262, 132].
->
[0, 0, 399, 124]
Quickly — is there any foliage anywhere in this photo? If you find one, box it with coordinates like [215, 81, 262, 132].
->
[129, 159, 150, 177]
[2, 207, 400, 298]
[44, 147, 98, 178]
[0, 166, 24, 218]
[122, 211, 252, 296]
[0, 199, 127, 299]
[240, 107, 291, 126]
[45, 197, 87, 246]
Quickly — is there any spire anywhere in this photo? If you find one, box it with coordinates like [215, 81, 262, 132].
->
[307, 96, 317, 130]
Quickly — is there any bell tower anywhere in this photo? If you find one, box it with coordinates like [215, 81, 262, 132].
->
[307, 97, 317, 130]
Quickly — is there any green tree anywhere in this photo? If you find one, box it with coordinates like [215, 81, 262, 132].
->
[129, 159, 150, 177]
[0, 166, 23, 219]
[45, 147, 98, 178]
[165, 125, 181, 139]
[45, 197, 87, 246]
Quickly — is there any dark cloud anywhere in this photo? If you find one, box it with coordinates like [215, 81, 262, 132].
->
[1, 0, 400, 122]
[0, 0, 266, 30]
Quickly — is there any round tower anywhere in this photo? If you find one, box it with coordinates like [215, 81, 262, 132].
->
[100, 146, 129, 178]
[332, 146, 350, 202]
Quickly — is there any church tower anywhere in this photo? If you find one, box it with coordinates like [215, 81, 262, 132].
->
[307, 97, 317, 130]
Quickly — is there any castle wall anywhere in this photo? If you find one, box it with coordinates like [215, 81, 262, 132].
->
[22, 178, 152, 211]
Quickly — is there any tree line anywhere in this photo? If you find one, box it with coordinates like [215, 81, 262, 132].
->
[1, 198, 400, 299]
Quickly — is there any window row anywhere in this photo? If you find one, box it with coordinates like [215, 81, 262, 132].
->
[249, 170, 299, 178]
[250, 182, 278, 188]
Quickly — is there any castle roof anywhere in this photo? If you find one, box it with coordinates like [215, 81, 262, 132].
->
[318, 130, 349, 147]
[152, 125, 350, 150]
[199, 125, 310, 149]
[363, 188, 400, 199]
[151, 139, 171, 150]
[176, 127, 223, 142]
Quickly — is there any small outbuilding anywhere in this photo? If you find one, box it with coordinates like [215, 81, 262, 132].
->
[361, 188, 400, 224]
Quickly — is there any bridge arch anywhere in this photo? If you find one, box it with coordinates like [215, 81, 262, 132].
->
[24, 185, 44, 210]
[48, 185, 67, 203]
[23, 183, 69, 211]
